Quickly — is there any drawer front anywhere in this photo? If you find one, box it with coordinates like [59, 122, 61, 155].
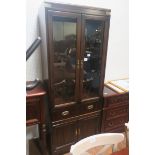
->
[104, 126, 125, 133]
[105, 105, 129, 120]
[26, 98, 40, 121]
[79, 100, 102, 115]
[104, 116, 128, 131]
[52, 104, 78, 122]
[104, 94, 129, 107]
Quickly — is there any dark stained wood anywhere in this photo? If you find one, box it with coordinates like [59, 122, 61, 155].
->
[45, 2, 111, 16]
[104, 93, 129, 108]
[26, 82, 46, 98]
[105, 104, 129, 120]
[41, 2, 111, 154]
[46, 10, 81, 106]
[51, 111, 102, 154]
[26, 98, 41, 123]
[51, 103, 78, 122]
[79, 100, 102, 115]
[103, 86, 118, 97]
[26, 83, 48, 155]
[52, 120, 77, 151]
[99, 18, 110, 96]
[26, 83, 47, 126]
[78, 112, 101, 140]
[101, 86, 129, 133]
[45, 3, 111, 107]
[103, 115, 128, 131]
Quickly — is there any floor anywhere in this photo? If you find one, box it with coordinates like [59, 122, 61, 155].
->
[29, 139, 41, 155]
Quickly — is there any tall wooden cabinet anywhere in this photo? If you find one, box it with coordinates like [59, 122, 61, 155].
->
[39, 2, 111, 155]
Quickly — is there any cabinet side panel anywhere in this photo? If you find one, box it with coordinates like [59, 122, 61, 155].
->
[39, 5, 48, 80]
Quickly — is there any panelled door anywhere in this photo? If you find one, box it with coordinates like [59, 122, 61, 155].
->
[52, 120, 77, 152]
[47, 10, 81, 106]
[78, 113, 101, 140]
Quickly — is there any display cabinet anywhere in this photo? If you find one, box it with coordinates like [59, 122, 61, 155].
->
[39, 2, 111, 154]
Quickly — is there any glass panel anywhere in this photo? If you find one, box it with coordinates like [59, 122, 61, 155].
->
[82, 20, 103, 99]
[53, 17, 77, 105]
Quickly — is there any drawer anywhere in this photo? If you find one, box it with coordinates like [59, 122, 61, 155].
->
[104, 94, 129, 107]
[104, 116, 128, 131]
[105, 104, 129, 120]
[26, 98, 41, 121]
[104, 126, 125, 133]
[79, 100, 102, 115]
[52, 104, 78, 122]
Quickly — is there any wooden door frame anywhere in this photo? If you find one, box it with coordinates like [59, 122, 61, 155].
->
[80, 14, 110, 101]
[46, 9, 81, 106]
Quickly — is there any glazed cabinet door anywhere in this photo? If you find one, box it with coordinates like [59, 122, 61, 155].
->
[78, 112, 101, 140]
[47, 10, 81, 106]
[52, 120, 77, 154]
[80, 14, 110, 100]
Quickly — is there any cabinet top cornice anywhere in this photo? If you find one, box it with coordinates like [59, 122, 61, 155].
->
[44, 1, 111, 16]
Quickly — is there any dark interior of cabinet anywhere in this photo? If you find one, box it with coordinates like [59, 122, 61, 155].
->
[82, 20, 104, 99]
[52, 16, 77, 105]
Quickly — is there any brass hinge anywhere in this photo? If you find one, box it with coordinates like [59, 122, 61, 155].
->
[75, 129, 78, 136]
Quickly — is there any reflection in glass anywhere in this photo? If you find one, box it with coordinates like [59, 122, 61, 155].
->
[53, 17, 77, 105]
[82, 20, 103, 99]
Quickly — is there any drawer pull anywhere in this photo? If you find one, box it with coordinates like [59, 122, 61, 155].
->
[87, 105, 94, 110]
[109, 122, 113, 127]
[61, 111, 69, 116]
[110, 112, 115, 116]
[119, 119, 124, 124]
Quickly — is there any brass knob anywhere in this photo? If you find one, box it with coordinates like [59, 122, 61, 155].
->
[61, 111, 69, 116]
[109, 122, 113, 127]
[87, 105, 94, 110]
[77, 59, 80, 69]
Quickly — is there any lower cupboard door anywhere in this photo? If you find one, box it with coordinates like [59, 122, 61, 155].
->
[51, 120, 77, 153]
[78, 113, 101, 140]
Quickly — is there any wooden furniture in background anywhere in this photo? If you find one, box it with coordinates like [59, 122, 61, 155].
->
[26, 83, 48, 155]
[102, 86, 129, 133]
[39, 2, 111, 155]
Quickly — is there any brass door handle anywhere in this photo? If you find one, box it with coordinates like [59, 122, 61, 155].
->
[75, 129, 78, 136]
[78, 128, 80, 135]
[75, 129, 80, 136]
[87, 105, 94, 110]
[77, 59, 80, 69]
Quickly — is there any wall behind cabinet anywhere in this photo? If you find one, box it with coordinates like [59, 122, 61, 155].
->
[26, 0, 129, 81]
